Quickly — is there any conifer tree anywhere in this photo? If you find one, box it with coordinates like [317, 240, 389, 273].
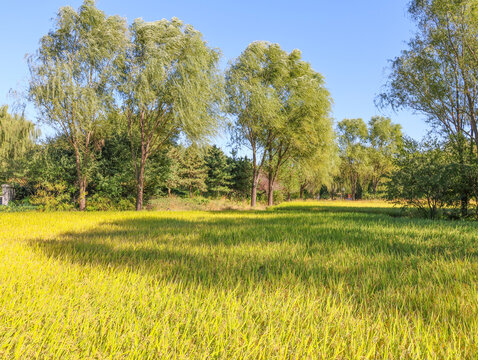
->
[204, 145, 232, 198]
[178, 145, 208, 197]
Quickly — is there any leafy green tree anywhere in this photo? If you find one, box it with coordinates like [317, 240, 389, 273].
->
[178, 145, 208, 197]
[387, 139, 455, 219]
[367, 116, 403, 194]
[228, 152, 253, 201]
[119, 17, 223, 210]
[21, 136, 77, 207]
[28, 0, 128, 210]
[337, 118, 369, 200]
[226, 42, 282, 207]
[226, 41, 332, 206]
[204, 145, 232, 198]
[165, 146, 183, 197]
[296, 139, 338, 200]
[0, 106, 39, 182]
[279, 160, 300, 201]
[380, 0, 478, 214]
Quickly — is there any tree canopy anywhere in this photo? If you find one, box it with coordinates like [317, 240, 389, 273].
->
[28, 0, 129, 210]
[119, 17, 223, 210]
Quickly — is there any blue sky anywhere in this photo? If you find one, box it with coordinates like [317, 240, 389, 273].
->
[0, 0, 429, 147]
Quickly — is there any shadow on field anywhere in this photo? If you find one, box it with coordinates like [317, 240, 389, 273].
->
[29, 205, 478, 297]
[273, 204, 404, 217]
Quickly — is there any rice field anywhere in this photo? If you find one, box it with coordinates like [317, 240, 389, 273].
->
[1, 200, 478, 359]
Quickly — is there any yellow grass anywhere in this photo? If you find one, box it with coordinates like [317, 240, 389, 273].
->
[1, 201, 477, 358]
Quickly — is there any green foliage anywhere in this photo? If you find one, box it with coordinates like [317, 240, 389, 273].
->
[367, 116, 403, 194]
[0, 106, 39, 182]
[380, 0, 478, 151]
[178, 145, 208, 197]
[228, 152, 253, 200]
[387, 140, 455, 219]
[226, 41, 333, 206]
[337, 118, 369, 200]
[28, 0, 129, 210]
[204, 145, 232, 197]
[30, 181, 75, 211]
[119, 17, 223, 209]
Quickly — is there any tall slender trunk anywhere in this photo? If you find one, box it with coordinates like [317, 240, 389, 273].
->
[251, 168, 258, 207]
[74, 147, 87, 211]
[136, 156, 146, 211]
[78, 175, 87, 211]
[458, 137, 468, 217]
[300, 184, 305, 200]
[267, 170, 273, 206]
[251, 150, 258, 207]
[168, 188, 171, 197]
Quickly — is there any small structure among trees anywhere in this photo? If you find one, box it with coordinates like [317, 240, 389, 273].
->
[1, 184, 14, 206]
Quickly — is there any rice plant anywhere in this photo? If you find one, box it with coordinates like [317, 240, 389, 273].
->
[1, 201, 477, 359]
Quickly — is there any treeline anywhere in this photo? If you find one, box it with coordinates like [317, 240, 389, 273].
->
[5, 128, 254, 210]
[1, 0, 478, 219]
[1, 0, 337, 210]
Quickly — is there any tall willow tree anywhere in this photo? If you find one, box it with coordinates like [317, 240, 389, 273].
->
[367, 116, 403, 194]
[0, 106, 39, 182]
[119, 18, 223, 210]
[226, 41, 333, 206]
[380, 0, 478, 214]
[337, 118, 369, 200]
[28, 0, 128, 210]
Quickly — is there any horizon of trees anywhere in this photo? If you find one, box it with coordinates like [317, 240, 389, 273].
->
[1, 0, 477, 220]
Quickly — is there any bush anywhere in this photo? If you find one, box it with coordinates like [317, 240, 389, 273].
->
[387, 140, 454, 219]
[30, 182, 75, 211]
[87, 194, 135, 211]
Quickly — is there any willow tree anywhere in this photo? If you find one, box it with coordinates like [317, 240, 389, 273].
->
[226, 41, 332, 206]
[28, 0, 128, 210]
[0, 106, 39, 182]
[269, 66, 334, 206]
[380, 0, 478, 214]
[296, 138, 338, 200]
[337, 118, 369, 200]
[367, 116, 403, 194]
[119, 18, 222, 210]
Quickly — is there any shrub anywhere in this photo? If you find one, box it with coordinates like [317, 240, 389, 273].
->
[30, 182, 75, 211]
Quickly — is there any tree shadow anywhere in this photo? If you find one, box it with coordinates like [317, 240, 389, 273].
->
[273, 203, 404, 217]
[29, 208, 478, 289]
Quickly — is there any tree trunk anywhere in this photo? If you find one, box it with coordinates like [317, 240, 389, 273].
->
[74, 147, 87, 211]
[251, 164, 258, 207]
[136, 155, 146, 211]
[168, 188, 171, 197]
[287, 192, 291, 201]
[251, 182, 257, 207]
[78, 175, 87, 211]
[300, 185, 305, 200]
[267, 171, 273, 206]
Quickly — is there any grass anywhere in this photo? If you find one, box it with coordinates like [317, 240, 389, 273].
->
[1, 200, 478, 359]
[148, 195, 261, 211]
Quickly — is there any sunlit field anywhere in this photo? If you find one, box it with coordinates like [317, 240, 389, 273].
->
[1, 201, 478, 359]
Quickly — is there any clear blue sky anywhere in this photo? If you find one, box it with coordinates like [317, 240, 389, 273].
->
[0, 0, 429, 147]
